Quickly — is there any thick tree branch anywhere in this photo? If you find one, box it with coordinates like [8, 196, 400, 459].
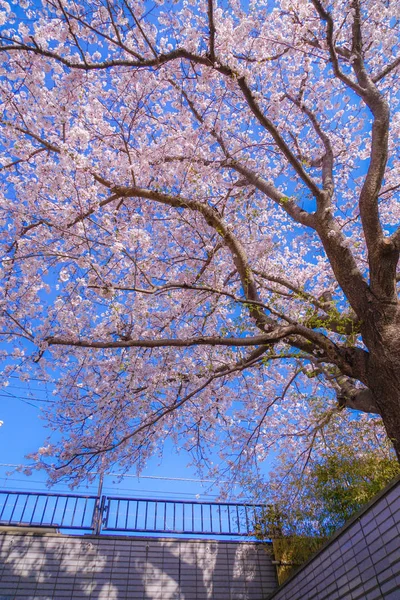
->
[373, 55, 400, 83]
[349, 1, 390, 249]
[207, 0, 216, 62]
[316, 223, 369, 316]
[285, 94, 334, 200]
[310, 0, 364, 95]
[228, 161, 316, 228]
[253, 270, 333, 313]
[390, 228, 400, 252]
[100, 182, 271, 329]
[151, 151, 316, 228]
[169, 84, 316, 228]
[44, 323, 357, 380]
[336, 376, 380, 415]
[89, 281, 273, 312]
[45, 331, 295, 349]
[236, 77, 322, 200]
[312, 0, 396, 302]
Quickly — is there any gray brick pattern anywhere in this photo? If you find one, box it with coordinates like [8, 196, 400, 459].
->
[0, 533, 277, 599]
[268, 478, 400, 600]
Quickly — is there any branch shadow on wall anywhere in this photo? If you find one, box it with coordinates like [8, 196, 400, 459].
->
[0, 531, 276, 599]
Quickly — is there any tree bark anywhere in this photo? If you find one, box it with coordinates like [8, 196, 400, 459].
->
[361, 303, 400, 460]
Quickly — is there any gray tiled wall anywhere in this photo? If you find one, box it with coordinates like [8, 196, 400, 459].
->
[0, 533, 277, 599]
[268, 477, 400, 600]
[3, 479, 399, 600]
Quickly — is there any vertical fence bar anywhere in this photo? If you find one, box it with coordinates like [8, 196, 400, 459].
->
[0, 493, 10, 521]
[144, 500, 148, 530]
[125, 500, 129, 530]
[134, 500, 139, 530]
[9, 494, 20, 524]
[71, 497, 78, 527]
[245, 505, 249, 533]
[50, 496, 59, 525]
[40, 496, 50, 526]
[116, 499, 121, 529]
[60, 497, 69, 527]
[20, 494, 30, 523]
[81, 497, 88, 528]
[31, 494, 41, 525]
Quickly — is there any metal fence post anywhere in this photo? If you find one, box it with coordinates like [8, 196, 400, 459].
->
[92, 495, 106, 535]
[91, 469, 105, 535]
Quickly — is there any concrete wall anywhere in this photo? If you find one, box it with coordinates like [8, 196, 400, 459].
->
[0, 532, 277, 599]
[268, 476, 400, 600]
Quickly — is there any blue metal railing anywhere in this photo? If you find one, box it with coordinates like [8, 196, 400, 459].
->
[103, 496, 266, 536]
[0, 489, 267, 537]
[0, 490, 97, 530]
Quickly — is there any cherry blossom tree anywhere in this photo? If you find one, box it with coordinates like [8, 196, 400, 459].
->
[0, 0, 399, 484]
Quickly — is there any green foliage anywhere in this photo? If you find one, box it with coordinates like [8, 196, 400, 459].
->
[304, 306, 361, 337]
[272, 536, 328, 585]
[272, 452, 400, 539]
[257, 450, 400, 583]
[304, 454, 400, 536]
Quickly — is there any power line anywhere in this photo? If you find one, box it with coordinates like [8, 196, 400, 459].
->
[0, 393, 55, 403]
[8, 375, 49, 382]
[0, 475, 220, 499]
[0, 479, 219, 499]
[0, 464, 229, 484]
[107, 472, 229, 484]
[0, 384, 52, 392]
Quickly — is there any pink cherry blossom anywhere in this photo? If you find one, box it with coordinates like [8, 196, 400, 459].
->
[0, 0, 399, 486]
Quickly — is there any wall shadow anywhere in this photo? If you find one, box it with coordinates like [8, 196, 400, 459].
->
[0, 531, 277, 599]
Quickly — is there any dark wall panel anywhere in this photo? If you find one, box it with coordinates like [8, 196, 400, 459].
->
[268, 477, 400, 600]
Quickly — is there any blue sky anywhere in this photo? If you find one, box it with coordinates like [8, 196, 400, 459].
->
[2, 0, 393, 510]
[0, 0, 255, 502]
[0, 373, 245, 501]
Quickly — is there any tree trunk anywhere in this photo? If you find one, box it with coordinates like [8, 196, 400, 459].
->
[362, 303, 400, 461]
[370, 373, 400, 460]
